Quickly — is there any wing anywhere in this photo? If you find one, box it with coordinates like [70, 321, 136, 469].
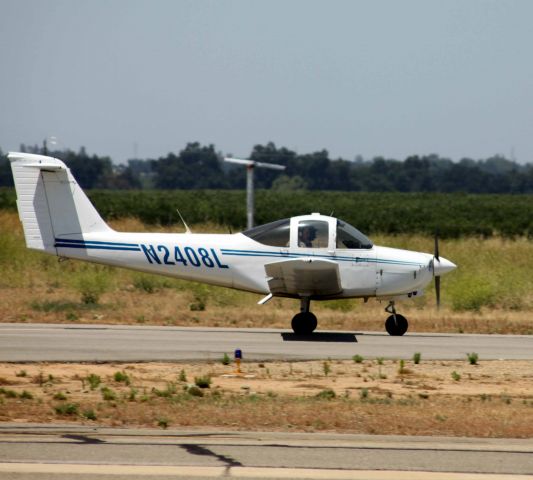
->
[264, 258, 342, 297]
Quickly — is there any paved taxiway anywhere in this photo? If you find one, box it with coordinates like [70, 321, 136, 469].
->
[1, 425, 532, 479]
[0, 323, 532, 362]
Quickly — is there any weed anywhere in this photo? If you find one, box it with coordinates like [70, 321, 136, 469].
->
[114, 371, 131, 385]
[376, 357, 384, 365]
[315, 389, 336, 400]
[418, 393, 430, 399]
[66, 312, 79, 321]
[187, 385, 204, 397]
[398, 359, 406, 374]
[133, 275, 158, 293]
[323, 361, 331, 377]
[221, 353, 230, 365]
[53, 392, 67, 401]
[413, 352, 421, 364]
[178, 369, 187, 382]
[86, 374, 101, 390]
[55, 403, 79, 416]
[20, 390, 33, 400]
[451, 371, 461, 381]
[153, 383, 177, 397]
[467, 352, 479, 365]
[360, 388, 369, 400]
[128, 388, 138, 401]
[15, 370, 27, 377]
[0, 388, 18, 398]
[82, 409, 97, 420]
[352, 354, 364, 363]
[194, 376, 212, 389]
[76, 269, 111, 305]
[157, 417, 169, 429]
[101, 386, 117, 401]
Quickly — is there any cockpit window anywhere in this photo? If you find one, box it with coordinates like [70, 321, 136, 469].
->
[298, 220, 329, 248]
[336, 220, 373, 249]
[243, 218, 290, 247]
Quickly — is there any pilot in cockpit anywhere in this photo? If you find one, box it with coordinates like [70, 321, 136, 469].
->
[298, 225, 317, 247]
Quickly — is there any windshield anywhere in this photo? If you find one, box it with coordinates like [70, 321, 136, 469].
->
[336, 220, 373, 249]
[243, 218, 291, 247]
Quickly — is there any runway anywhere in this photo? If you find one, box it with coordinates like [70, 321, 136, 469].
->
[1, 323, 532, 362]
[0, 425, 532, 479]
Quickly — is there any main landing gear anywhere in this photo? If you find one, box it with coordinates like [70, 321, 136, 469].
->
[291, 297, 317, 335]
[384, 301, 408, 336]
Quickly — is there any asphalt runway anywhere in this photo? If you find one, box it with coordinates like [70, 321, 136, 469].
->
[0, 425, 532, 479]
[1, 323, 533, 362]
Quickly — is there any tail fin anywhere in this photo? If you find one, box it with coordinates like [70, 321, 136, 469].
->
[8, 152, 112, 254]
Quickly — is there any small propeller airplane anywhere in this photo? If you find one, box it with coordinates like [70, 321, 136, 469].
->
[8, 152, 456, 335]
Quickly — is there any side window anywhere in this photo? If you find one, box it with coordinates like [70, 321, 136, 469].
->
[297, 220, 329, 248]
[336, 220, 373, 249]
[243, 218, 291, 247]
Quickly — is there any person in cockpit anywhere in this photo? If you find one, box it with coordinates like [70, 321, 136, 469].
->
[298, 225, 316, 247]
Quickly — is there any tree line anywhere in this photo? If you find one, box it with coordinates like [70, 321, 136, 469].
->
[1, 142, 532, 193]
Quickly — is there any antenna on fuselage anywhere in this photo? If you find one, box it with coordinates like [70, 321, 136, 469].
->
[224, 157, 286, 230]
[176, 209, 192, 234]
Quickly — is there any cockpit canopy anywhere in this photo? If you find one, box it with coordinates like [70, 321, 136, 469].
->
[243, 214, 373, 250]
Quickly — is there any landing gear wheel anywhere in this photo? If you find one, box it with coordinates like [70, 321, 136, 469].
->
[291, 312, 318, 335]
[385, 314, 408, 336]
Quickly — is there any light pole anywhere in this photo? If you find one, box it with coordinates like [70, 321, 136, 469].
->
[224, 157, 286, 230]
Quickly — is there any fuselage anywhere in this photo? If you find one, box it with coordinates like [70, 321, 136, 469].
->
[54, 229, 435, 300]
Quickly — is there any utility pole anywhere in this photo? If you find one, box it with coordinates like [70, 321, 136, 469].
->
[224, 157, 286, 230]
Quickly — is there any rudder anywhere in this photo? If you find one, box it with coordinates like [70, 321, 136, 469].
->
[8, 152, 112, 254]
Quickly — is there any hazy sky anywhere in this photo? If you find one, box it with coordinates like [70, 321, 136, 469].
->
[1, 0, 532, 164]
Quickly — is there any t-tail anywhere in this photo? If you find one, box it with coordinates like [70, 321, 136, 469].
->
[8, 152, 113, 255]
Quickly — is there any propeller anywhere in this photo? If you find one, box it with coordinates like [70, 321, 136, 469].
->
[434, 230, 441, 308]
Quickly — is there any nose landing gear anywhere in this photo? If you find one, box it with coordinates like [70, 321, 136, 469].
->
[384, 301, 408, 336]
[291, 297, 318, 335]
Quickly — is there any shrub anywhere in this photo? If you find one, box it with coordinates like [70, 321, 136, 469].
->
[53, 392, 67, 401]
[360, 388, 369, 400]
[178, 370, 187, 382]
[20, 390, 33, 400]
[187, 385, 204, 397]
[82, 409, 97, 420]
[86, 374, 101, 390]
[153, 383, 177, 398]
[451, 371, 461, 381]
[75, 269, 111, 305]
[157, 417, 169, 429]
[101, 386, 117, 401]
[352, 355, 364, 364]
[315, 389, 336, 400]
[194, 376, 212, 389]
[323, 361, 331, 377]
[15, 370, 27, 377]
[467, 352, 479, 365]
[55, 403, 79, 415]
[413, 352, 421, 364]
[221, 353, 231, 365]
[114, 371, 130, 385]
[376, 358, 384, 365]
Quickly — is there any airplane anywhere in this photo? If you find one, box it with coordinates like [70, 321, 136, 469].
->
[8, 151, 456, 336]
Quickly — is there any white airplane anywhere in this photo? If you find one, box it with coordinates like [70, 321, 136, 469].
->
[8, 152, 456, 336]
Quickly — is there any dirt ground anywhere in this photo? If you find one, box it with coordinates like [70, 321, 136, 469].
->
[1, 359, 532, 437]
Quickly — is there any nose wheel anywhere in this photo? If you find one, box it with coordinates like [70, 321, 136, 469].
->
[384, 301, 408, 336]
[291, 297, 318, 335]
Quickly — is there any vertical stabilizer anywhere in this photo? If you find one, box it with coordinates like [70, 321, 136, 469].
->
[8, 152, 112, 254]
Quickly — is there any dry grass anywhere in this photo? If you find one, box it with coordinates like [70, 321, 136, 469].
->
[0, 359, 532, 437]
[1, 210, 532, 333]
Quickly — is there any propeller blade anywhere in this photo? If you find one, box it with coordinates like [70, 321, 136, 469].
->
[434, 230, 440, 261]
[435, 275, 441, 309]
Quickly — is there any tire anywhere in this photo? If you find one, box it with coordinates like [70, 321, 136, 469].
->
[385, 314, 408, 336]
[291, 312, 318, 335]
